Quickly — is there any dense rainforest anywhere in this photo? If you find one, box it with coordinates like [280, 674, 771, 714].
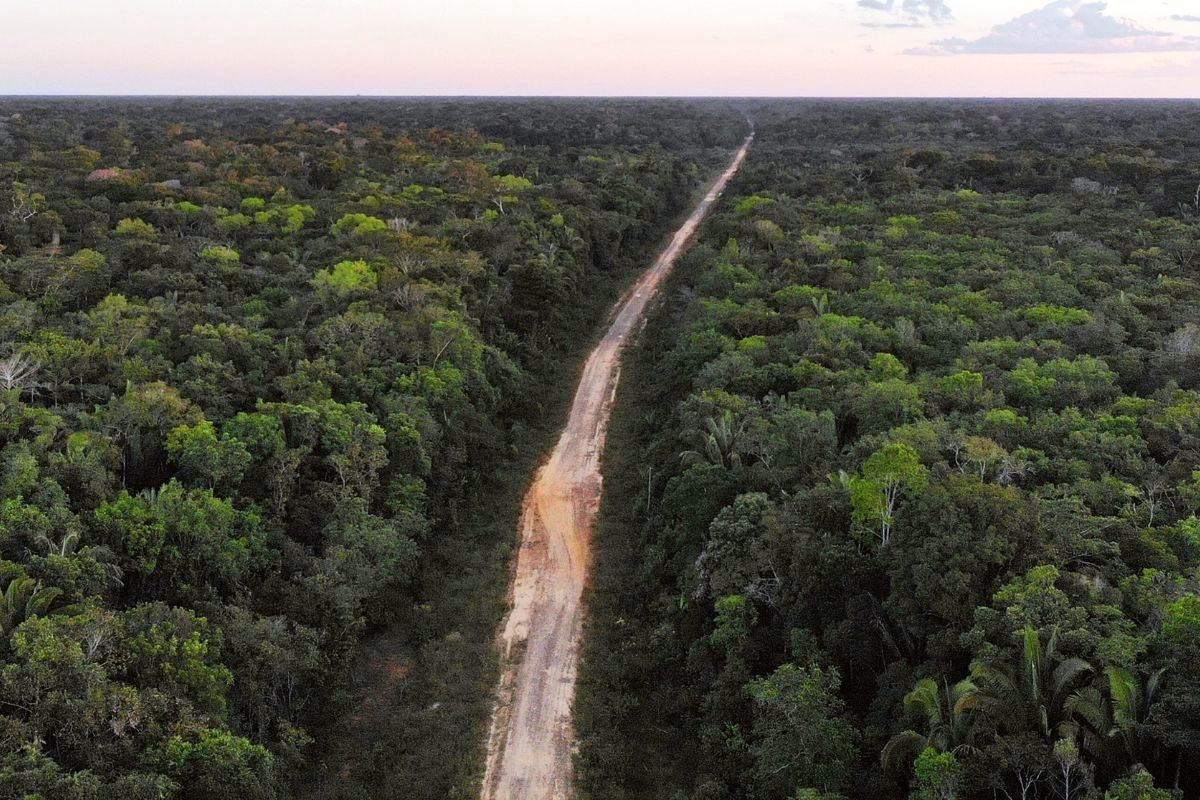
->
[0, 97, 747, 799]
[578, 100, 1200, 800]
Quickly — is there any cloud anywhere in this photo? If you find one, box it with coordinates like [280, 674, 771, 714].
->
[912, 0, 1200, 55]
[858, 0, 952, 26]
[1172, 15, 1200, 23]
[862, 21, 926, 29]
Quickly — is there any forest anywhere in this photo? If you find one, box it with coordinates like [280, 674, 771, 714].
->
[0, 97, 745, 799]
[577, 100, 1200, 800]
[2, 96, 1199, 800]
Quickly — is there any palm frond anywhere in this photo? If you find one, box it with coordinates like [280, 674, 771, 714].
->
[880, 729, 926, 775]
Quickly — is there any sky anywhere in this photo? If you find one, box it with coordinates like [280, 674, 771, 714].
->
[2, 0, 1199, 97]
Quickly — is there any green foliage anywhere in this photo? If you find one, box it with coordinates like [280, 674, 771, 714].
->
[849, 443, 928, 545]
[754, 218, 785, 246]
[279, 203, 315, 233]
[159, 727, 275, 800]
[494, 174, 533, 193]
[1162, 595, 1200, 642]
[93, 491, 166, 574]
[909, 748, 961, 800]
[215, 212, 251, 233]
[882, 677, 976, 776]
[200, 245, 240, 264]
[115, 217, 157, 238]
[735, 194, 775, 214]
[746, 663, 858, 798]
[1103, 767, 1180, 800]
[166, 419, 251, 489]
[311, 259, 378, 300]
[1023, 304, 1093, 326]
[332, 212, 388, 236]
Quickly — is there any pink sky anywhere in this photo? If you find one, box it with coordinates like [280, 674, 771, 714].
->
[2, 0, 1198, 96]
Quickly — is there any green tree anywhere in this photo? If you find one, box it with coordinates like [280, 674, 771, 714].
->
[909, 747, 962, 800]
[849, 443, 928, 546]
[85, 294, 153, 358]
[1103, 766, 1180, 800]
[746, 663, 858, 798]
[148, 480, 265, 603]
[158, 727, 275, 800]
[166, 419, 251, 490]
[92, 491, 166, 576]
[91, 381, 198, 488]
[115, 218, 157, 239]
[331, 213, 388, 236]
[123, 603, 233, 714]
[1147, 595, 1200, 760]
[311, 259, 378, 302]
[200, 245, 240, 265]
[695, 492, 777, 601]
[1050, 738, 1091, 800]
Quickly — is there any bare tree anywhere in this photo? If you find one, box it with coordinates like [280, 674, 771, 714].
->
[1004, 766, 1044, 800]
[0, 351, 42, 396]
[849, 165, 873, 196]
[9, 186, 38, 223]
[1164, 324, 1200, 355]
[1139, 477, 1168, 527]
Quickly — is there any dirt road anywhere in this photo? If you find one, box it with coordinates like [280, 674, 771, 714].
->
[478, 131, 754, 800]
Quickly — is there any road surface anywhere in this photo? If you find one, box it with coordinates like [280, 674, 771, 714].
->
[478, 130, 754, 800]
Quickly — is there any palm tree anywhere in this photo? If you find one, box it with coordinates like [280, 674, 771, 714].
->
[1065, 666, 1165, 771]
[681, 412, 746, 470]
[34, 529, 124, 589]
[959, 626, 1093, 744]
[0, 576, 62, 635]
[882, 676, 979, 775]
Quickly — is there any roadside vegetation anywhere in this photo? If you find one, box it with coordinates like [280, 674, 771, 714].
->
[0, 97, 745, 799]
[578, 100, 1200, 800]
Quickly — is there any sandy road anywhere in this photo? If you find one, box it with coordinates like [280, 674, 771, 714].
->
[478, 130, 753, 800]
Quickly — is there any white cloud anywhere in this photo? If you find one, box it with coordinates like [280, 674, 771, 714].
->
[912, 0, 1200, 55]
[858, 0, 953, 26]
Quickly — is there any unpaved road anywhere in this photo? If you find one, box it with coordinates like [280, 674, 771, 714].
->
[478, 131, 754, 800]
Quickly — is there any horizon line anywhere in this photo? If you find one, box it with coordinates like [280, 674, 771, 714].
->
[3, 93, 1200, 102]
